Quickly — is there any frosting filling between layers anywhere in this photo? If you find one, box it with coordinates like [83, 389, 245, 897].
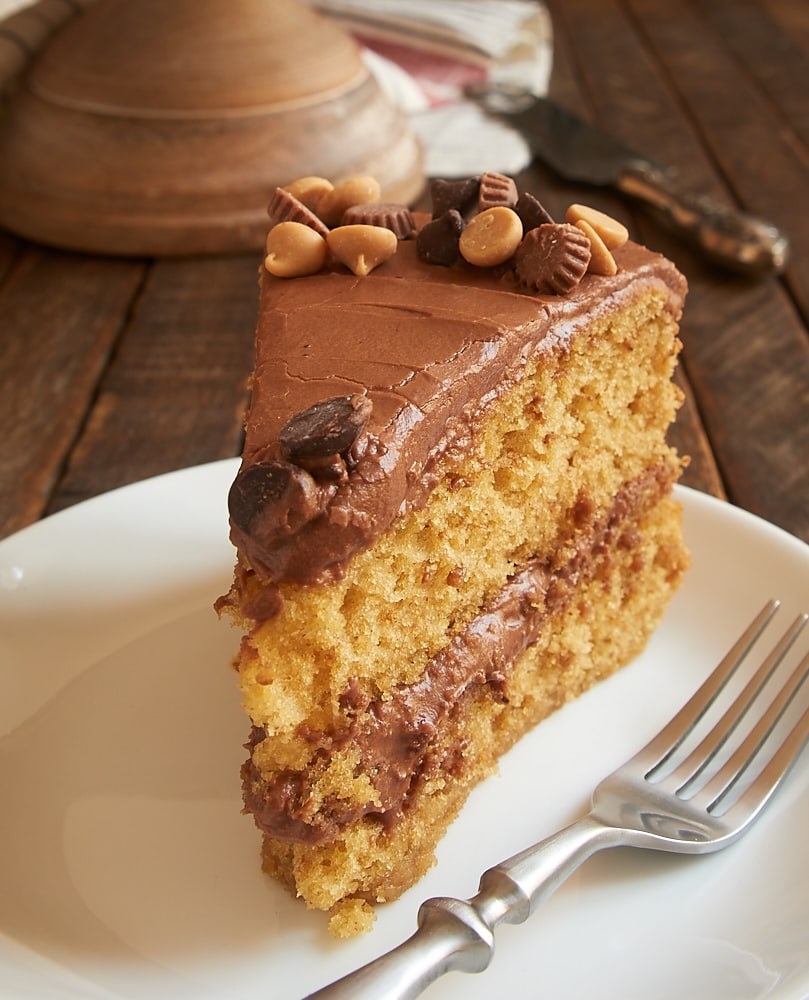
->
[241, 460, 676, 846]
[229, 239, 686, 594]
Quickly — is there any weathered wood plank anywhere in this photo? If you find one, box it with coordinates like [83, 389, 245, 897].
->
[541, 0, 725, 498]
[704, 0, 809, 155]
[544, 0, 809, 543]
[764, 0, 809, 62]
[629, 0, 809, 322]
[44, 253, 260, 515]
[0, 247, 144, 538]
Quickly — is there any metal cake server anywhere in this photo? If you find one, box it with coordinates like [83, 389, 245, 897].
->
[467, 86, 789, 277]
[303, 600, 809, 999]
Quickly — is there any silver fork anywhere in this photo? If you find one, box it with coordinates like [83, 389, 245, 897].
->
[304, 599, 809, 1000]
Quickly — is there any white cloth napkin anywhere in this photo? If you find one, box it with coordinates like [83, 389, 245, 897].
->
[314, 0, 553, 177]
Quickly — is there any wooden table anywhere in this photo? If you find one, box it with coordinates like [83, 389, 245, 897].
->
[1, 0, 808, 547]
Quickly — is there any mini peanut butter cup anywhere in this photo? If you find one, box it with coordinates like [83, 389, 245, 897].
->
[341, 202, 416, 239]
[514, 223, 592, 295]
[267, 186, 329, 239]
[477, 171, 518, 211]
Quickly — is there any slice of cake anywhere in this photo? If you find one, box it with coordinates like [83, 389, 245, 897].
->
[216, 172, 689, 937]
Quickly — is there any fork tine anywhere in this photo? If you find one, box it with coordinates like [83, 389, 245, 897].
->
[672, 612, 809, 796]
[698, 646, 809, 817]
[721, 691, 809, 826]
[643, 599, 779, 780]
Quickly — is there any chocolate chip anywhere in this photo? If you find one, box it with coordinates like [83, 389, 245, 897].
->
[228, 461, 322, 540]
[279, 395, 373, 461]
[416, 209, 464, 266]
[429, 176, 480, 219]
[515, 191, 555, 232]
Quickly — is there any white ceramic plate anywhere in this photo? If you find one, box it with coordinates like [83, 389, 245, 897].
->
[1, 460, 808, 1000]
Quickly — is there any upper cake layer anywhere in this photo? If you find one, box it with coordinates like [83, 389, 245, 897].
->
[228, 195, 686, 592]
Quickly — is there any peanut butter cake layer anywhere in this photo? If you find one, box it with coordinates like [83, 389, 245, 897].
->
[217, 173, 689, 937]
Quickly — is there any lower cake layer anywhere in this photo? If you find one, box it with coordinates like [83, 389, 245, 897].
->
[257, 489, 688, 936]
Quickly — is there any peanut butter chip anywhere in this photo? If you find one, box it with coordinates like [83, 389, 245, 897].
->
[264, 221, 328, 277]
[317, 176, 383, 227]
[575, 218, 618, 276]
[565, 203, 629, 249]
[327, 224, 398, 276]
[283, 176, 334, 211]
[459, 206, 523, 267]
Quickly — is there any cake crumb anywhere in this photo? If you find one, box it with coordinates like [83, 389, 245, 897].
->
[328, 898, 376, 938]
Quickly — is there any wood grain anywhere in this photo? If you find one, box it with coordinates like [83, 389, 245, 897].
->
[0, 1, 807, 549]
[0, 247, 143, 536]
[545, 0, 809, 543]
[44, 254, 260, 516]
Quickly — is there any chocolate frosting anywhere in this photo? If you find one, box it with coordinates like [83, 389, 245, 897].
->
[229, 235, 686, 590]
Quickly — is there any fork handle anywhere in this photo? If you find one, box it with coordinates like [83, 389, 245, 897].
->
[303, 815, 615, 999]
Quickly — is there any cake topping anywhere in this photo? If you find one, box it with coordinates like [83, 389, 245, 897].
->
[429, 176, 480, 219]
[228, 462, 325, 542]
[515, 191, 555, 231]
[280, 395, 373, 463]
[264, 221, 328, 278]
[477, 170, 518, 211]
[266, 186, 330, 238]
[316, 175, 382, 226]
[341, 202, 416, 239]
[575, 218, 619, 276]
[327, 224, 399, 276]
[565, 203, 629, 249]
[514, 222, 592, 294]
[262, 172, 630, 295]
[415, 209, 464, 266]
[458, 206, 524, 267]
[282, 175, 334, 212]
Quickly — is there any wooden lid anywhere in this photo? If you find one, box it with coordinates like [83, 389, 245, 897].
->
[0, 0, 424, 255]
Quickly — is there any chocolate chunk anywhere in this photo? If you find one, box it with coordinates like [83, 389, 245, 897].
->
[341, 202, 416, 239]
[416, 210, 464, 266]
[279, 395, 373, 461]
[267, 187, 330, 239]
[477, 171, 518, 211]
[514, 223, 592, 295]
[228, 461, 322, 540]
[515, 191, 555, 232]
[429, 176, 480, 219]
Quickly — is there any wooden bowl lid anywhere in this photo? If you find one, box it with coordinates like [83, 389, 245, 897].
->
[0, 0, 424, 256]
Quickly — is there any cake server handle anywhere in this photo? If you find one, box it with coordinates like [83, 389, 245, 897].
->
[615, 160, 789, 276]
[302, 815, 614, 999]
